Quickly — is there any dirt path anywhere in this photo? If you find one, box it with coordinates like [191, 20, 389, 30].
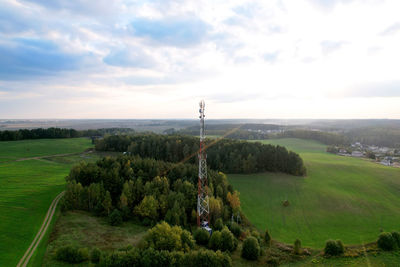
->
[17, 191, 65, 267]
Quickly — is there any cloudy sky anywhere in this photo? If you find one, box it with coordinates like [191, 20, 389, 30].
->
[0, 0, 399, 119]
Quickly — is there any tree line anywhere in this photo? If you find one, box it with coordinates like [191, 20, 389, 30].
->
[278, 129, 349, 145]
[95, 134, 306, 176]
[0, 127, 136, 141]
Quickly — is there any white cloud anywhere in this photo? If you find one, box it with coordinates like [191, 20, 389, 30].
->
[1, 0, 400, 119]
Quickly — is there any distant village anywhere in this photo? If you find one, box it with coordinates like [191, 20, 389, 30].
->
[327, 142, 400, 167]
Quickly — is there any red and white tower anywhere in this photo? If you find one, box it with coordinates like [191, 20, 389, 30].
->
[197, 100, 210, 228]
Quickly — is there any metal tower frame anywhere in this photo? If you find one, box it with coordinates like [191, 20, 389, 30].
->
[197, 100, 210, 227]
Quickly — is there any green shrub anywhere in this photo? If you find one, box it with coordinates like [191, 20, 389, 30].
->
[56, 245, 89, 263]
[90, 248, 101, 263]
[324, 240, 344, 256]
[294, 239, 301, 255]
[215, 218, 224, 231]
[378, 232, 396, 251]
[220, 227, 236, 252]
[144, 222, 195, 252]
[183, 249, 232, 267]
[391, 231, 400, 248]
[264, 229, 271, 246]
[181, 229, 195, 251]
[228, 222, 241, 238]
[336, 240, 344, 254]
[194, 228, 210, 246]
[209, 231, 222, 251]
[241, 236, 260, 260]
[109, 209, 123, 226]
[99, 248, 141, 267]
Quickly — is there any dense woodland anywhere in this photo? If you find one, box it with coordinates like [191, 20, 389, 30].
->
[62, 155, 240, 227]
[345, 127, 400, 148]
[278, 130, 350, 145]
[95, 134, 306, 176]
[0, 127, 136, 141]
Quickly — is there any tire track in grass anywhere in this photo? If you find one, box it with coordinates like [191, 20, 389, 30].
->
[17, 191, 64, 267]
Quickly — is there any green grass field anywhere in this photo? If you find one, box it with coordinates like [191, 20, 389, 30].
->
[0, 138, 93, 266]
[229, 138, 400, 249]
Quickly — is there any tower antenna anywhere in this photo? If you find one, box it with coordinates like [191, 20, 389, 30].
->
[197, 100, 210, 231]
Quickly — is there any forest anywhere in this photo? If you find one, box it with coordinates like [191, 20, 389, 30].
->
[95, 134, 306, 176]
[62, 155, 238, 227]
[278, 130, 349, 145]
[0, 127, 136, 141]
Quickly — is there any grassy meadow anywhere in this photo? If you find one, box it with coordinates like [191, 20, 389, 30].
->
[41, 211, 148, 267]
[0, 138, 93, 266]
[229, 138, 400, 249]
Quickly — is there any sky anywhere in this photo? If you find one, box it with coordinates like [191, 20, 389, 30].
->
[0, 0, 399, 119]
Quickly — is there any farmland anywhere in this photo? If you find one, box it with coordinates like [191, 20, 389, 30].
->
[0, 138, 93, 266]
[229, 138, 400, 248]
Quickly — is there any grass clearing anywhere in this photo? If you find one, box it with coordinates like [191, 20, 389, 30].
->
[0, 138, 94, 266]
[229, 138, 400, 249]
[41, 211, 148, 266]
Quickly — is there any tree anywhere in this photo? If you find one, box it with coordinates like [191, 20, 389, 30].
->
[209, 197, 223, 225]
[294, 239, 301, 255]
[193, 228, 210, 246]
[165, 200, 186, 226]
[220, 227, 236, 252]
[241, 236, 260, 260]
[214, 218, 223, 231]
[264, 229, 271, 246]
[324, 240, 344, 255]
[209, 231, 222, 251]
[102, 191, 112, 215]
[109, 209, 123, 226]
[227, 191, 240, 213]
[134, 195, 159, 221]
[377, 232, 396, 251]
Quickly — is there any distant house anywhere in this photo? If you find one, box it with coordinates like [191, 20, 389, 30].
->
[339, 149, 347, 154]
[381, 157, 393, 166]
[351, 151, 363, 157]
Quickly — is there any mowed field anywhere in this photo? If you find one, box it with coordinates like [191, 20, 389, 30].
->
[229, 138, 400, 248]
[0, 138, 93, 266]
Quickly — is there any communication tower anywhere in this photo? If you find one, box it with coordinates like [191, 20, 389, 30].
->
[197, 100, 210, 231]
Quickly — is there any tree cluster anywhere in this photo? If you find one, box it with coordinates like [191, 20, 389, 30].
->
[95, 134, 306, 176]
[62, 155, 236, 227]
[0, 128, 80, 141]
[279, 130, 349, 145]
[0, 127, 136, 141]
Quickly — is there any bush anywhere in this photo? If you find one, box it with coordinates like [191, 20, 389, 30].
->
[294, 239, 301, 255]
[184, 249, 232, 267]
[264, 229, 271, 246]
[194, 228, 210, 246]
[90, 248, 102, 263]
[378, 232, 396, 251]
[228, 222, 241, 238]
[144, 222, 195, 252]
[220, 227, 236, 252]
[56, 245, 89, 263]
[99, 248, 141, 267]
[391, 231, 400, 248]
[209, 231, 222, 251]
[324, 240, 344, 256]
[241, 236, 260, 260]
[109, 209, 123, 226]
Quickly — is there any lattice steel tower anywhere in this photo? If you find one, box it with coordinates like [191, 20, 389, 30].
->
[197, 100, 210, 227]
